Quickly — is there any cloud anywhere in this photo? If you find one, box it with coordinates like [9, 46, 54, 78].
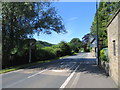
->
[68, 17, 79, 21]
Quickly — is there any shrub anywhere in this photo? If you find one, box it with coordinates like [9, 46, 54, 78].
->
[53, 47, 63, 57]
[35, 41, 72, 62]
[69, 38, 82, 53]
[100, 49, 109, 62]
[58, 41, 72, 56]
[35, 47, 57, 61]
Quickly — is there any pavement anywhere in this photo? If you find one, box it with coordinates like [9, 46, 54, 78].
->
[2, 52, 118, 89]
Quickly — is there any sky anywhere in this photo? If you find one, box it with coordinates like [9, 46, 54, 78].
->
[34, 2, 96, 44]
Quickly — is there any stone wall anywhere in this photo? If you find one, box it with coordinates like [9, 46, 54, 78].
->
[118, 10, 120, 89]
[107, 9, 120, 88]
[91, 47, 96, 57]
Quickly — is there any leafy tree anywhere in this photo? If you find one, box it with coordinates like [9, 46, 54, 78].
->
[90, 1, 120, 48]
[52, 45, 62, 57]
[2, 2, 66, 68]
[2, 2, 66, 54]
[69, 38, 81, 53]
[58, 41, 72, 56]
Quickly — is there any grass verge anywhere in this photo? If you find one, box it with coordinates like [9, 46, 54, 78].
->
[0, 54, 75, 74]
[0, 58, 58, 74]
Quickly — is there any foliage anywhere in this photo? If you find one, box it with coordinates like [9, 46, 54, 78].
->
[52, 45, 62, 57]
[90, 2, 120, 48]
[69, 38, 82, 53]
[35, 47, 56, 60]
[58, 41, 72, 56]
[2, 2, 66, 53]
[80, 48, 84, 52]
[100, 49, 109, 62]
[35, 41, 72, 61]
[2, 2, 66, 68]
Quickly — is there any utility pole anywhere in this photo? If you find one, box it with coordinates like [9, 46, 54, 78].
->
[29, 42, 32, 63]
[96, 0, 100, 66]
[29, 39, 36, 63]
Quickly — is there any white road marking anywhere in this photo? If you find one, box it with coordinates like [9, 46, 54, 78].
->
[27, 69, 48, 78]
[2, 60, 64, 75]
[5, 68, 49, 88]
[4, 61, 66, 88]
[67, 63, 76, 72]
[51, 70, 66, 72]
[60, 64, 80, 89]
[70, 72, 81, 88]
[60, 62, 64, 64]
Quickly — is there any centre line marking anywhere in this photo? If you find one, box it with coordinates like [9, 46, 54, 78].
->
[67, 63, 76, 72]
[70, 72, 81, 88]
[27, 69, 48, 78]
[60, 64, 80, 89]
[5, 61, 66, 88]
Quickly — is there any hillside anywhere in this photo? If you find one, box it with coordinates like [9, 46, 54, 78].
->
[36, 40, 54, 47]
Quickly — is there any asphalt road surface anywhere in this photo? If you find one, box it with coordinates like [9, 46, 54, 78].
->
[2, 53, 117, 88]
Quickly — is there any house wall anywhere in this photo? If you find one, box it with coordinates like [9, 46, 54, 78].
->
[118, 11, 120, 89]
[91, 47, 96, 57]
[107, 10, 120, 88]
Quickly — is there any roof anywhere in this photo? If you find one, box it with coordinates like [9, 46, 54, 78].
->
[107, 8, 120, 27]
[91, 38, 96, 44]
[89, 35, 97, 47]
[89, 35, 97, 43]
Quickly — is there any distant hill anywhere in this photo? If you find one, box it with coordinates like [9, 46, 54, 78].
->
[36, 40, 54, 47]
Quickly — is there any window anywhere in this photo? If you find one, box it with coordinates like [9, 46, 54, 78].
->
[113, 40, 116, 56]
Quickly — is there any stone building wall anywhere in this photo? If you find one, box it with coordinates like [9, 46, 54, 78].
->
[91, 47, 96, 57]
[107, 9, 120, 88]
[118, 10, 120, 89]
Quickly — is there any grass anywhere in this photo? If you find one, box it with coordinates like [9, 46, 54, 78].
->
[0, 54, 77, 74]
[0, 58, 58, 74]
[73, 52, 79, 55]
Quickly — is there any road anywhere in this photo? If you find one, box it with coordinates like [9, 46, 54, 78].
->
[2, 53, 117, 89]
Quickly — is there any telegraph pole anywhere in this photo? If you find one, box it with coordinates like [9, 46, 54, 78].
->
[96, 0, 100, 66]
[29, 42, 32, 63]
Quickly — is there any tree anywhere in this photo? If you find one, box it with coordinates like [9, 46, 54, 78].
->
[2, 2, 66, 53]
[69, 38, 81, 53]
[58, 41, 72, 56]
[2, 2, 66, 68]
[90, 1, 120, 48]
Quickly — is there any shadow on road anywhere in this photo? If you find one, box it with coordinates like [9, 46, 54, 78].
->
[23, 53, 107, 77]
[76, 64, 106, 76]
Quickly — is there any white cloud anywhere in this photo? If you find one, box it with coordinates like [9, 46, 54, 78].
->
[67, 17, 79, 21]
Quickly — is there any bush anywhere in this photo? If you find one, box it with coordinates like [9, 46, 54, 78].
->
[69, 38, 82, 53]
[58, 41, 72, 56]
[35, 47, 57, 61]
[35, 42, 72, 61]
[100, 49, 109, 62]
[42, 47, 57, 59]
[53, 47, 63, 57]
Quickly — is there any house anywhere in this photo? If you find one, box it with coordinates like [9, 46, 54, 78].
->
[89, 35, 97, 57]
[107, 9, 120, 88]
